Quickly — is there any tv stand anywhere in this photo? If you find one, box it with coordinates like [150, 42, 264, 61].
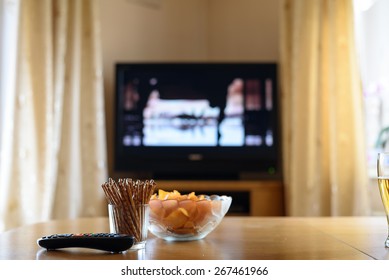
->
[156, 179, 284, 216]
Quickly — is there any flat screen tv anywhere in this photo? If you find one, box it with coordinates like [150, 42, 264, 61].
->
[114, 63, 281, 180]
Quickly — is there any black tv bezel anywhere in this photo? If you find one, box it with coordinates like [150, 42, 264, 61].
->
[113, 62, 282, 180]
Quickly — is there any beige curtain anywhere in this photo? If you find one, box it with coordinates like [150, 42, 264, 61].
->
[0, 0, 107, 231]
[280, 0, 370, 216]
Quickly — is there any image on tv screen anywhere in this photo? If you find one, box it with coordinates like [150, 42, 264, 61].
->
[117, 64, 276, 149]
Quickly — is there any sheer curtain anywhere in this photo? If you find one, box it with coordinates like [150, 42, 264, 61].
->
[0, 0, 107, 232]
[280, 0, 370, 216]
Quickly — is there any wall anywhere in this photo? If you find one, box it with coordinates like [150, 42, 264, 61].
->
[99, 0, 280, 175]
[207, 0, 279, 61]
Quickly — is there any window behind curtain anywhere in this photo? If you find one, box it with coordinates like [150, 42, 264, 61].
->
[353, 0, 389, 214]
[0, 0, 20, 168]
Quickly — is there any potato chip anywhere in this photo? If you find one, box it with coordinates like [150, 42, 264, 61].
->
[163, 207, 189, 229]
[178, 199, 197, 218]
[161, 199, 179, 217]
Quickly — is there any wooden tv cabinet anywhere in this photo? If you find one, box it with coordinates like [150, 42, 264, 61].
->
[156, 180, 284, 216]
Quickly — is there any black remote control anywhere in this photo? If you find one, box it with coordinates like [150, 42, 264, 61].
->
[37, 233, 135, 253]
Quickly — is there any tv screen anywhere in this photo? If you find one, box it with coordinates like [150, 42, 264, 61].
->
[114, 63, 281, 180]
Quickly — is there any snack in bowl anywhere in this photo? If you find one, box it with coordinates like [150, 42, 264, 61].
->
[148, 189, 232, 241]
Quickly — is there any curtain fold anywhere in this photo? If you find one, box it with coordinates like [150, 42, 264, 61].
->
[0, 0, 107, 231]
[280, 0, 369, 216]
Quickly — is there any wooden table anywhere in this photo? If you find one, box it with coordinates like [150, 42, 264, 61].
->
[0, 217, 388, 260]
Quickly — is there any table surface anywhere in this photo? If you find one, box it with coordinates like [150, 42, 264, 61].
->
[0, 216, 388, 260]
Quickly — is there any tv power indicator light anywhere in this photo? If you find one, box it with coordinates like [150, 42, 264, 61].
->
[188, 154, 203, 161]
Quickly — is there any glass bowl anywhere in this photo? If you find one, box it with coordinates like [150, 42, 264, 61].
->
[148, 194, 232, 241]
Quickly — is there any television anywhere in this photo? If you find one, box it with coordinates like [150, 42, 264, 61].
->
[114, 63, 281, 180]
